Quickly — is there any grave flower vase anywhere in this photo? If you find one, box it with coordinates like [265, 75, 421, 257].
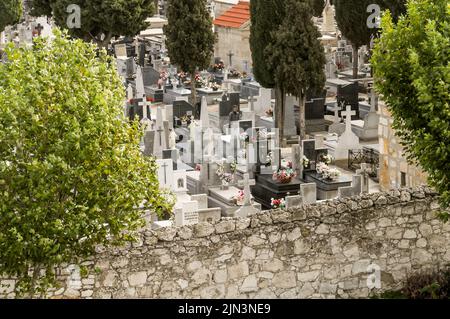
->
[277, 176, 293, 184]
[221, 180, 229, 190]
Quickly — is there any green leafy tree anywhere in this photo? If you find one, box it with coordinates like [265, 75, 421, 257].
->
[267, 0, 326, 140]
[30, 0, 155, 47]
[335, 0, 407, 79]
[372, 0, 450, 217]
[250, 0, 285, 143]
[335, 0, 381, 79]
[0, 0, 23, 33]
[164, 0, 215, 105]
[0, 30, 174, 296]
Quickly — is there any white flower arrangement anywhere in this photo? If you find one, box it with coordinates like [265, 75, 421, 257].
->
[322, 167, 341, 180]
[316, 162, 341, 181]
[316, 162, 329, 175]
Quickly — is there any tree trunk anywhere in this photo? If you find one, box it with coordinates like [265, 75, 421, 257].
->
[274, 86, 285, 147]
[98, 32, 113, 50]
[28, 265, 41, 299]
[352, 44, 359, 79]
[298, 91, 306, 141]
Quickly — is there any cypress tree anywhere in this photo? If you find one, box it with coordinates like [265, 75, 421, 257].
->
[335, 0, 405, 79]
[164, 0, 215, 105]
[0, 0, 23, 33]
[29, 1, 155, 48]
[250, 0, 285, 144]
[267, 0, 326, 140]
[334, 0, 380, 78]
[309, 0, 325, 17]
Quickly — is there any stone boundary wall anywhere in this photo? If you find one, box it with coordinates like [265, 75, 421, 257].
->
[1, 186, 450, 299]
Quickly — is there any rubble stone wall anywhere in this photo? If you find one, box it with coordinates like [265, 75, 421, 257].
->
[1, 186, 449, 299]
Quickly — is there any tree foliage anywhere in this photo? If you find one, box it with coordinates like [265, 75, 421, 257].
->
[0, 30, 174, 295]
[30, 0, 52, 17]
[335, 0, 407, 78]
[30, 0, 155, 47]
[163, 0, 215, 104]
[335, 0, 377, 49]
[267, 0, 326, 139]
[334, 0, 381, 78]
[372, 0, 450, 215]
[381, 0, 407, 22]
[0, 0, 23, 33]
[249, 0, 285, 89]
[309, 0, 325, 17]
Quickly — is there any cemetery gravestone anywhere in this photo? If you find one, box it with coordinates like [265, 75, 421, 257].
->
[300, 183, 317, 204]
[156, 159, 174, 189]
[174, 201, 199, 227]
[338, 175, 363, 198]
[286, 195, 302, 208]
[284, 95, 298, 137]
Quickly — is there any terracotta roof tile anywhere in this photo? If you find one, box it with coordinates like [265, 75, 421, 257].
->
[213, 1, 250, 29]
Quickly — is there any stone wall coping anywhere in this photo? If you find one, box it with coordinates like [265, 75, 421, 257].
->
[107, 186, 438, 249]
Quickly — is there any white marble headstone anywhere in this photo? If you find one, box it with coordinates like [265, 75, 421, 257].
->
[156, 159, 174, 189]
[254, 88, 272, 116]
[200, 96, 210, 128]
[173, 170, 187, 192]
[175, 201, 199, 226]
[153, 107, 168, 158]
[301, 183, 317, 205]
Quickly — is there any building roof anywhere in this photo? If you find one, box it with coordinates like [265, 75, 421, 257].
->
[213, 1, 250, 29]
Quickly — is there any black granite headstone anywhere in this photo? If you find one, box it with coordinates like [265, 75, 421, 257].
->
[219, 94, 233, 117]
[173, 100, 194, 119]
[302, 140, 316, 160]
[239, 120, 253, 134]
[142, 66, 160, 86]
[229, 92, 240, 108]
[130, 98, 151, 121]
[337, 83, 359, 119]
[305, 98, 326, 120]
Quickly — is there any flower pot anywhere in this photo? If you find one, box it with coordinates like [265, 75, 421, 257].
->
[277, 176, 293, 184]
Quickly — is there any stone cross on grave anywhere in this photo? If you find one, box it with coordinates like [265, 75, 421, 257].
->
[342, 104, 356, 133]
[153, 107, 168, 158]
[331, 103, 343, 124]
[236, 173, 258, 218]
[248, 95, 255, 112]
[156, 126, 164, 146]
[138, 94, 150, 119]
[227, 51, 234, 67]
[161, 161, 169, 184]
[35, 24, 44, 36]
[356, 163, 371, 193]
